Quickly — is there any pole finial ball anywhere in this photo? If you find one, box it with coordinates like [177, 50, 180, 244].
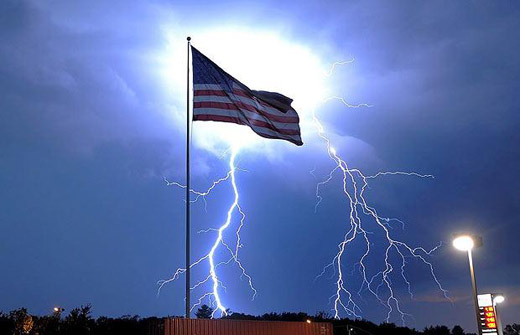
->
[187, 37, 191, 41]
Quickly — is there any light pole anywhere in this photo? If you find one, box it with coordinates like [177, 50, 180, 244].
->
[453, 234, 483, 335]
[493, 294, 505, 335]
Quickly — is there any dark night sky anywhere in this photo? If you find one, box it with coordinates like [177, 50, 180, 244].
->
[1, 0, 519, 332]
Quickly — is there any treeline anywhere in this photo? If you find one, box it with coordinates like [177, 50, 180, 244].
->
[0, 305, 162, 335]
[220, 308, 465, 335]
[1, 304, 519, 335]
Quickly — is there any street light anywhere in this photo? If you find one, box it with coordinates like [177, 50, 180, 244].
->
[493, 294, 505, 304]
[53, 306, 65, 318]
[453, 233, 483, 335]
[493, 294, 505, 335]
[453, 235, 475, 251]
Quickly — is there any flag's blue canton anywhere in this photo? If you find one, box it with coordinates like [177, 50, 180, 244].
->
[192, 47, 236, 94]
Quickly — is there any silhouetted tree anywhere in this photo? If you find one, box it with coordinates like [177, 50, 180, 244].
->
[34, 314, 61, 335]
[452, 325, 465, 335]
[504, 324, 520, 335]
[222, 311, 257, 320]
[375, 322, 417, 335]
[10, 308, 34, 335]
[314, 311, 332, 322]
[0, 311, 14, 335]
[424, 325, 450, 335]
[63, 304, 94, 335]
[195, 305, 213, 319]
[2, 305, 506, 335]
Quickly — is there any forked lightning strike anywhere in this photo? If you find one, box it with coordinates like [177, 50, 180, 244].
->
[314, 60, 449, 323]
[158, 147, 256, 317]
[159, 56, 448, 322]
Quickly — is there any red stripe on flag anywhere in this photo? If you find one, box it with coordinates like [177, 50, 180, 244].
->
[193, 101, 299, 123]
[193, 87, 250, 98]
[192, 114, 301, 136]
[194, 90, 228, 97]
[195, 88, 290, 114]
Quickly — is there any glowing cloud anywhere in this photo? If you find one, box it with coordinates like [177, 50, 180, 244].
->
[158, 26, 330, 154]
[157, 26, 448, 323]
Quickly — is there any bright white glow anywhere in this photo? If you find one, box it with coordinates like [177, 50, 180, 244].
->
[159, 27, 330, 153]
[494, 295, 505, 304]
[453, 235, 474, 251]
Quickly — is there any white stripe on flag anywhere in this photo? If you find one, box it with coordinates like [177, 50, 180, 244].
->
[194, 84, 292, 117]
[193, 108, 301, 131]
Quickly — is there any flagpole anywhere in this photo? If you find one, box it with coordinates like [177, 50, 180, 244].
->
[185, 36, 191, 319]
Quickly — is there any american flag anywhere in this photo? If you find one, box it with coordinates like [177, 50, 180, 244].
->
[191, 46, 303, 146]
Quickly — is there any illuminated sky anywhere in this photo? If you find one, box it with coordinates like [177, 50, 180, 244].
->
[1, 0, 519, 331]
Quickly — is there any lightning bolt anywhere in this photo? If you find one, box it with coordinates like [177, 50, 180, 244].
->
[324, 59, 355, 77]
[159, 56, 448, 322]
[158, 146, 256, 317]
[314, 61, 449, 323]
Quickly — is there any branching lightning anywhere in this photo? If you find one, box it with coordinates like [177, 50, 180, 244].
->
[158, 146, 256, 317]
[324, 59, 355, 77]
[159, 53, 449, 323]
[314, 60, 449, 323]
[322, 96, 373, 109]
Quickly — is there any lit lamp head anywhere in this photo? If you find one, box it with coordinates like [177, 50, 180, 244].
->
[453, 235, 474, 251]
[53, 307, 64, 313]
[493, 294, 505, 304]
[452, 233, 483, 251]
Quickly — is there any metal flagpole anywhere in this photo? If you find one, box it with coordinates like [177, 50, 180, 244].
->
[185, 36, 191, 319]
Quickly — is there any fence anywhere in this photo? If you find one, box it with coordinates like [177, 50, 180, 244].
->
[164, 318, 333, 335]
